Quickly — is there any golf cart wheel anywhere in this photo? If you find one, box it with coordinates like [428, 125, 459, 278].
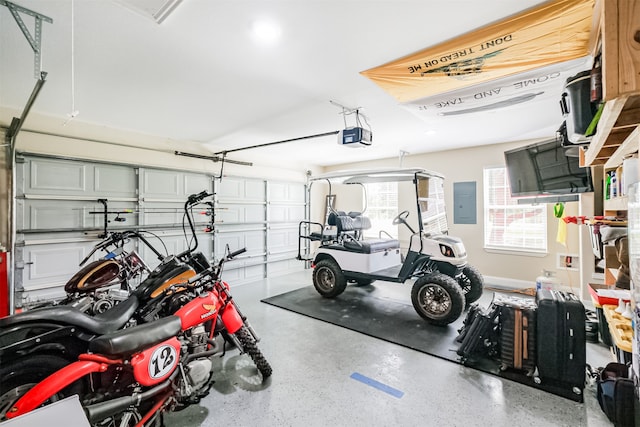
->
[313, 259, 347, 298]
[411, 273, 465, 326]
[460, 264, 484, 305]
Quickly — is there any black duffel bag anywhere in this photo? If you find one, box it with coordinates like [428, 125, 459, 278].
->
[596, 362, 635, 427]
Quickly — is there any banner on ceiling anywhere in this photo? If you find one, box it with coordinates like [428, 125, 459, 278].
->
[360, 0, 594, 103]
[402, 57, 590, 119]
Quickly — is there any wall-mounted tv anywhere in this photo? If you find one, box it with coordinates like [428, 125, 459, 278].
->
[504, 138, 593, 197]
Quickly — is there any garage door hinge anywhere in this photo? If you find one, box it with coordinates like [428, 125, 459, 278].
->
[15, 155, 26, 163]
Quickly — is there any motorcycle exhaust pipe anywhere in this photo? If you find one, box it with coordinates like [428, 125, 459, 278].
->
[183, 337, 224, 364]
[84, 378, 171, 424]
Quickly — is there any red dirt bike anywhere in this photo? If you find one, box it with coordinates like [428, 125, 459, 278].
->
[3, 246, 272, 425]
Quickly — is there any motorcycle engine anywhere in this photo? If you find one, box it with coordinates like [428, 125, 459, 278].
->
[176, 325, 213, 401]
[185, 325, 209, 354]
[70, 288, 131, 315]
[68, 295, 95, 313]
[90, 288, 123, 314]
[186, 358, 213, 391]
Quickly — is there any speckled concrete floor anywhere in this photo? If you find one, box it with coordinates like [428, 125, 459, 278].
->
[165, 270, 614, 427]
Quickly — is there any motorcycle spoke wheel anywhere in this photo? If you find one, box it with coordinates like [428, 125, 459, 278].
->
[235, 326, 273, 380]
[94, 409, 143, 427]
[0, 354, 79, 421]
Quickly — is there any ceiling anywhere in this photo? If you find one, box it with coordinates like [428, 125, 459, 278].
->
[0, 0, 593, 167]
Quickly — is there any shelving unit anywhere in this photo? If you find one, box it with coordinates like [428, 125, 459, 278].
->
[581, 0, 640, 283]
[582, 0, 640, 171]
[580, 0, 640, 290]
[580, 0, 640, 408]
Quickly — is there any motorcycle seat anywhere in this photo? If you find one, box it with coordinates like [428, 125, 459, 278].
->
[0, 296, 139, 335]
[89, 315, 182, 356]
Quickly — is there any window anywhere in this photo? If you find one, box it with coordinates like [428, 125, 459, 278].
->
[364, 182, 398, 238]
[484, 166, 547, 253]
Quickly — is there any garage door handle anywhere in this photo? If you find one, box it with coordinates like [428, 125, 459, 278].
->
[16, 261, 33, 269]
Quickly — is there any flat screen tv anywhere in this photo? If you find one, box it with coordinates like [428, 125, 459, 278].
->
[504, 138, 593, 197]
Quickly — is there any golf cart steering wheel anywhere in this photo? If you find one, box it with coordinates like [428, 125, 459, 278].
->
[392, 210, 410, 226]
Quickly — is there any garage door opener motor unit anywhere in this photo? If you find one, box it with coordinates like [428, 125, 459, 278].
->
[338, 127, 372, 147]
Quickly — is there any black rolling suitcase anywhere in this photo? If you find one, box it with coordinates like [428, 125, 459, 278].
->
[456, 303, 500, 360]
[456, 303, 482, 343]
[494, 295, 537, 376]
[535, 289, 586, 394]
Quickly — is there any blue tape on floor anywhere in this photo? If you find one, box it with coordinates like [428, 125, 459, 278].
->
[350, 372, 404, 398]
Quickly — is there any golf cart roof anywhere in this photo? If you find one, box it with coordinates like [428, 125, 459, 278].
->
[309, 168, 444, 184]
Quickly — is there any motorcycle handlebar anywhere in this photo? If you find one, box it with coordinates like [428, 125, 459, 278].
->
[80, 230, 164, 266]
[187, 190, 211, 205]
[227, 247, 247, 260]
[186, 247, 246, 286]
[79, 232, 127, 266]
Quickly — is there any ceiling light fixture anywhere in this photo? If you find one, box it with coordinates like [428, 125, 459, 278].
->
[251, 19, 281, 44]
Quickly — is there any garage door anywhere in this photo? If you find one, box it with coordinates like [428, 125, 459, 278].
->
[213, 177, 306, 284]
[14, 153, 305, 308]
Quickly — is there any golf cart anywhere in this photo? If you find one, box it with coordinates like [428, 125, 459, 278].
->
[298, 168, 483, 325]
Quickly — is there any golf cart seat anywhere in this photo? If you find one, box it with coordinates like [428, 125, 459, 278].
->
[343, 238, 400, 254]
[307, 227, 337, 242]
[332, 211, 400, 253]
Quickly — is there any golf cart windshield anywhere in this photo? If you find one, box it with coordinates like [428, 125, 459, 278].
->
[309, 168, 449, 235]
[415, 173, 448, 235]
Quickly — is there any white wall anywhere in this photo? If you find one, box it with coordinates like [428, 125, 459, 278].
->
[323, 140, 590, 291]
[14, 130, 319, 183]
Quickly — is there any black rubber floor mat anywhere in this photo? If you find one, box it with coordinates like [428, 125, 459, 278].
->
[261, 284, 584, 402]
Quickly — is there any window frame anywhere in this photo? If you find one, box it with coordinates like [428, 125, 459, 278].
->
[483, 166, 548, 254]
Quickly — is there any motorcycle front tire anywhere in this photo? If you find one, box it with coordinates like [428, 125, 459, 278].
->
[235, 326, 273, 380]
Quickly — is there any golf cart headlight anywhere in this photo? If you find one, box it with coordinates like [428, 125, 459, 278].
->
[439, 244, 454, 257]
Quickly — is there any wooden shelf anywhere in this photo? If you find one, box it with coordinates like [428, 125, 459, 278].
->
[583, 96, 638, 166]
[596, 0, 640, 101]
[604, 123, 640, 168]
[582, 0, 640, 168]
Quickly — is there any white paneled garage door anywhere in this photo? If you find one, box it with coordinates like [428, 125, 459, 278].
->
[14, 153, 305, 308]
[213, 177, 306, 284]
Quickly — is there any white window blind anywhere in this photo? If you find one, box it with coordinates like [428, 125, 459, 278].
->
[484, 167, 547, 253]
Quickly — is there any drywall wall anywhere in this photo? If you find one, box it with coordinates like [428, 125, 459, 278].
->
[324, 140, 589, 291]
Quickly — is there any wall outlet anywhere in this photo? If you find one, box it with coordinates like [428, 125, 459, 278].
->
[557, 253, 579, 270]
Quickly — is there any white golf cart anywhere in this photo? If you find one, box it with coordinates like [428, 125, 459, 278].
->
[298, 168, 483, 325]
